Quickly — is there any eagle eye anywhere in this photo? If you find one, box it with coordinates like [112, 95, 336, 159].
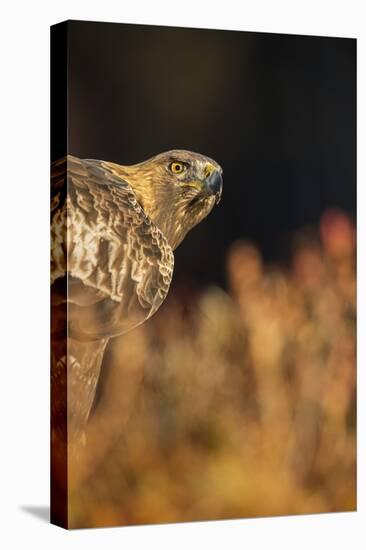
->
[169, 162, 185, 174]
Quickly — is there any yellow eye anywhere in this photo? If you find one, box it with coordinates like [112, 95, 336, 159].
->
[170, 162, 185, 174]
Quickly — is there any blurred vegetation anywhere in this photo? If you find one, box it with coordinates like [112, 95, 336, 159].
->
[68, 209, 356, 528]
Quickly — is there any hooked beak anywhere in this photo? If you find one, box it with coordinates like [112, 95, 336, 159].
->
[205, 169, 223, 204]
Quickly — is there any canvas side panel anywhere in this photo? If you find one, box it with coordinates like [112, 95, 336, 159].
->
[50, 20, 68, 529]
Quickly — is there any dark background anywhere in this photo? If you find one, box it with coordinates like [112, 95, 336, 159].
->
[64, 20, 356, 289]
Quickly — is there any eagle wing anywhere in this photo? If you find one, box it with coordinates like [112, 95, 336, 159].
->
[51, 155, 174, 341]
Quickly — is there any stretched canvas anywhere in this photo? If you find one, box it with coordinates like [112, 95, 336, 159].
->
[50, 20, 356, 529]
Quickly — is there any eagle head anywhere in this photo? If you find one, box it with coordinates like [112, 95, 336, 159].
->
[124, 149, 223, 250]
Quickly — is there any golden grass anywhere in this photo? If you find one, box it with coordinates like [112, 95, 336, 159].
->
[69, 208, 356, 528]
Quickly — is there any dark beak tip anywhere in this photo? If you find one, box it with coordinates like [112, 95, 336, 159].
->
[206, 170, 223, 201]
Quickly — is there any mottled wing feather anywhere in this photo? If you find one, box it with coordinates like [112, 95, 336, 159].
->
[51, 155, 174, 340]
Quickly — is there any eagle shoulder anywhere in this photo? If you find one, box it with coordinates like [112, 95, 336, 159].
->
[51, 155, 174, 339]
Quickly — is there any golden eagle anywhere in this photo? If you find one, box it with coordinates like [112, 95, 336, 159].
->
[51, 150, 223, 446]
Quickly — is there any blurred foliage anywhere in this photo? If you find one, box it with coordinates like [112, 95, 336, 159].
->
[68, 209, 356, 528]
